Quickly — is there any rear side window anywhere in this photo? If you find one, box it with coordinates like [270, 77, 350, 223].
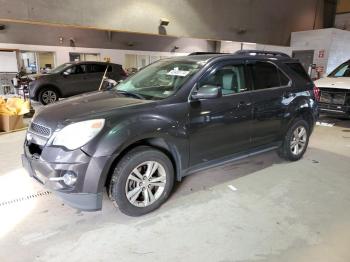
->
[285, 63, 311, 83]
[249, 61, 289, 90]
[88, 64, 112, 73]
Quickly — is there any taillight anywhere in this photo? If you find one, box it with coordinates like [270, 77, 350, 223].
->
[313, 85, 320, 102]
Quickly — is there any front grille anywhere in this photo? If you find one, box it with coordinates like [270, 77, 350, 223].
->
[319, 87, 350, 106]
[29, 122, 51, 137]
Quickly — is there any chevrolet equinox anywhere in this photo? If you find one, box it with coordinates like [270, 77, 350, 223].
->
[22, 51, 319, 216]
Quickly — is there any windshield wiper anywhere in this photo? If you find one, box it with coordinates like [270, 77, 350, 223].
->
[116, 90, 145, 100]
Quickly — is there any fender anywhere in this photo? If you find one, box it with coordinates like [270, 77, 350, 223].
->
[35, 84, 61, 99]
[281, 92, 318, 136]
[82, 106, 190, 193]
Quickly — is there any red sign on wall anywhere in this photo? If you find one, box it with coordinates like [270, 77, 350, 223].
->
[318, 50, 325, 58]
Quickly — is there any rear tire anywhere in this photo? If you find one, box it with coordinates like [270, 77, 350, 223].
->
[108, 146, 174, 216]
[38, 88, 59, 105]
[278, 119, 310, 161]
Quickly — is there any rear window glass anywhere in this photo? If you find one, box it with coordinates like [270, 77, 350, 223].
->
[285, 63, 311, 83]
[279, 70, 290, 86]
[249, 62, 284, 90]
[87, 64, 112, 73]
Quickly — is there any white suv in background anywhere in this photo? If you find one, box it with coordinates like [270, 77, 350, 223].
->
[315, 61, 350, 118]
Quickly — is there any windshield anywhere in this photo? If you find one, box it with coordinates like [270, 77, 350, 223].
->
[50, 63, 73, 74]
[329, 62, 350, 77]
[116, 59, 203, 100]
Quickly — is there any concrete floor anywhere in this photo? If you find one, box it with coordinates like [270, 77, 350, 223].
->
[0, 117, 350, 262]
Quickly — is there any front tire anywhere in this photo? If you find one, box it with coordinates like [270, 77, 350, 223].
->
[109, 146, 174, 216]
[279, 119, 310, 161]
[38, 88, 59, 105]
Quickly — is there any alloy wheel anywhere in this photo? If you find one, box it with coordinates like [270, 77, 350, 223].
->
[42, 90, 57, 104]
[290, 126, 307, 155]
[125, 161, 167, 207]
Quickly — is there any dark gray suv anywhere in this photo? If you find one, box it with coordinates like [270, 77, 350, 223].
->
[22, 51, 318, 216]
[28, 61, 127, 105]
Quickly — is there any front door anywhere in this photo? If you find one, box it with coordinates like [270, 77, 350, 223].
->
[246, 60, 291, 146]
[189, 62, 252, 166]
[61, 64, 88, 96]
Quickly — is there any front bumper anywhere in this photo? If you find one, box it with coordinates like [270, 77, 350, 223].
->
[22, 138, 111, 211]
[318, 102, 350, 117]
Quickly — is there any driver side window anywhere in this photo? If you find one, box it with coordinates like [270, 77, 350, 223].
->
[199, 64, 247, 95]
[64, 65, 86, 75]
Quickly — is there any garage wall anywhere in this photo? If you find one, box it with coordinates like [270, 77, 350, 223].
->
[291, 28, 350, 75]
[219, 41, 291, 56]
[335, 13, 350, 30]
[0, 0, 325, 45]
[327, 29, 350, 73]
[291, 29, 333, 75]
[0, 42, 188, 67]
[0, 22, 216, 54]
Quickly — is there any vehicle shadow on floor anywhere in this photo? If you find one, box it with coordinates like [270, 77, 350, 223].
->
[169, 149, 285, 199]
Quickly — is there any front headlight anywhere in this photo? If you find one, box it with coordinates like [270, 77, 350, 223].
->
[53, 119, 105, 150]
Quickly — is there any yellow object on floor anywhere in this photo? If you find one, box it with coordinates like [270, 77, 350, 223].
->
[0, 97, 30, 116]
[0, 97, 30, 132]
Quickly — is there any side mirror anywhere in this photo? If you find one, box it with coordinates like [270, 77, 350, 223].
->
[63, 71, 70, 76]
[191, 85, 222, 100]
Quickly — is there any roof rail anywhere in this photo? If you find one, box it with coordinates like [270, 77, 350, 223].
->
[188, 52, 226, 56]
[235, 50, 290, 58]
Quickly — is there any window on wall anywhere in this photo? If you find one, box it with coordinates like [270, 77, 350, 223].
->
[69, 53, 100, 62]
[19, 51, 55, 74]
[124, 54, 167, 75]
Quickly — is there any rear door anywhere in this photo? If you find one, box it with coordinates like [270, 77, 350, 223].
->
[110, 64, 126, 81]
[247, 60, 291, 147]
[84, 64, 108, 92]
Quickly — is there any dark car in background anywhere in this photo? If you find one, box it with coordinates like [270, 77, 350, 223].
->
[27, 61, 127, 105]
[22, 51, 318, 216]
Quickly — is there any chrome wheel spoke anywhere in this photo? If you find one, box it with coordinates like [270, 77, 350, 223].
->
[125, 160, 167, 207]
[293, 129, 299, 138]
[147, 188, 155, 203]
[127, 186, 142, 204]
[149, 176, 166, 187]
[128, 173, 142, 183]
[130, 168, 143, 182]
[142, 189, 149, 206]
[290, 140, 298, 148]
[145, 161, 159, 178]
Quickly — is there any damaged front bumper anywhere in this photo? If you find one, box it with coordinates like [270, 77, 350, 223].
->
[22, 133, 111, 211]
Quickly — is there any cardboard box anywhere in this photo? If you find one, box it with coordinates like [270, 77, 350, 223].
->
[0, 114, 24, 132]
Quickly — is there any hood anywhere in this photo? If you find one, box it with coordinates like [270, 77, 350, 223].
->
[315, 77, 350, 90]
[23, 73, 55, 81]
[22, 73, 44, 81]
[32, 91, 152, 130]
